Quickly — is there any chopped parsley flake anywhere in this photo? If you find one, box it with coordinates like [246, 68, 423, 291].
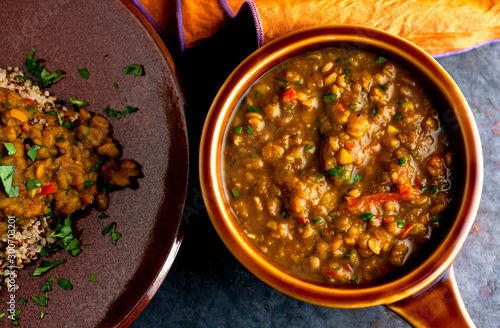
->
[431, 186, 439, 194]
[33, 259, 66, 276]
[378, 85, 388, 92]
[70, 97, 89, 108]
[57, 278, 73, 291]
[246, 107, 262, 113]
[350, 173, 361, 184]
[304, 144, 314, 150]
[98, 213, 110, 219]
[25, 47, 64, 87]
[83, 181, 95, 188]
[91, 273, 99, 282]
[40, 311, 47, 319]
[78, 68, 89, 79]
[375, 56, 388, 64]
[275, 78, 288, 86]
[124, 64, 144, 76]
[372, 108, 377, 115]
[0, 165, 19, 198]
[41, 275, 54, 292]
[101, 222, 122, 244]
[26, 105, 37, 114]
[431, 215, 443, 222]
[246, 126, 254, 135]
[113, 82, 119, 88]
[394, 113, 403, 120]
[27, 145, 41, 161]
[395, 219, 405, 228]
[322, 93, 338, 104]
[360, 213, 375, 222]
[19, 298, 27, 306]
[231, 188, 240, 199]
[103, 105, 138, 119]
[313, 218, 324, 224]
[233, 126, 243, 134]
[398, 99, 407, 105]
[26, 177, 41, 190]
[31, 293, 48, 307]
[398, 158, 409, 166]
[4, 143, 17, 156]
[350, 104, 359, 109]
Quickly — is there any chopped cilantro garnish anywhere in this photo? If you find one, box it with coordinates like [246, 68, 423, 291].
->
[31, 293, 48, 307]
[395, 218, 405, 228]
[345, 68, 351, 74]
[26, 105, 37, 114]
[25, 47, 64, 87]
[246, 126, 254, 135]
[281, 211, 286, 217]
[40, 311, 47, 319]
[90, 159, 103, 172]
[351, 275, 359, 283]
[98, 213, 110, 219]
[103, 105, 138, 119]
[90, 273, 99, 282]
[19, 298, 27, 306]
[233, 126, 243, 134]
[26, 177, 41, 190]
[322, 93, 338, 104]
[350, 173, 361, 184]
[335, 57, 341, 63]
[344, 58, 351, 64]
[83, 181, 95, 188]
[350, 104, 359, 109]
[3, 102, 11, 106]
[327, 165, 344, 178]
[394, 113, 403, 120]
[124, 64, 144, 76]
[82, 134, 87, 140]
[231, 188, 240, 199]
[57, 278, 73, 291]
[313, 218, 324, 224]
[40, 245, 61, 257]
[372, 108, 377, 115]
[345, 75, 350, 84]
[398, 99, 407, 105]
[378, 85, 388, 92]
[102, 222, 114, 236]
[375, 56, 388, 64]
[41, 275, 54, 292]
[0, 165, 19, 198]
[304, 144, 314, 150]
[431, 215, 443, 222]
[246, 107, 262, 113]
[4, 143, 17, 156]
[78, 68, 89, 79]
[360, 213, 375, 222]
[69, 97, 89, 108]
[398, 158, 409, 167]
[27, 145, 41, 161]
[113, 82, 119, 88]
[47, 110, 57, 116]
[33, 259, 66, 276]
[101, 222, 121, 244]
[50, 216, 81, 257]
[0, 313, 4, 319]
[275, 78, 288, 86]
[431, 186, 439, 194]
[343, 253, 351, 259]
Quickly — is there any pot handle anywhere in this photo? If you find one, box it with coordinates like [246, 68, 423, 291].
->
[387, 265, 475, 328]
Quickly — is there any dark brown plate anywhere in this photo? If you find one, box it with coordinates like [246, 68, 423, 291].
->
[0, 0, 188, 327]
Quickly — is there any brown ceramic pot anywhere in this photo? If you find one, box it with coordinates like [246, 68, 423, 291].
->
[199, 25, 483, 327]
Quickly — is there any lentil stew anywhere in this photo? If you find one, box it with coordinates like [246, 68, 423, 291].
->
[223, 48, 454, 285]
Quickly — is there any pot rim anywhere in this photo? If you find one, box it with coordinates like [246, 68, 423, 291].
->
[200, 25, 483, 307]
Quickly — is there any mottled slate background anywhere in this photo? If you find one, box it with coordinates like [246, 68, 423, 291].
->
[132, 20, 500, 328]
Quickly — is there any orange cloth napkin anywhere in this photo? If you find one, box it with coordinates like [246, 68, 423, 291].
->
[140, 0, 500, 56]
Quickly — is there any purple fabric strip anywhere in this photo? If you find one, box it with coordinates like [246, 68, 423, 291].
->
[432, 38, 500, 58]
[129, 0, 165, 36]
[219, 0, 264, 48]
[176, 0, 187, 52]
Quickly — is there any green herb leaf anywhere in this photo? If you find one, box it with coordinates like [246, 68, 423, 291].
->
[350, 104, 359, 109]
[231, 188, 240, 199]
[275, 78, 288, 86]
[25, 47, 64, 87]
[345, 75, 350, 84]
[0, 165, 19, 198]
[47, 110, 57, 116]
[0, 313, 4, 319]
[335, 57, 341, 63]
[398, 158, 409, 167]
[313, 218, 324, 224]
[70, 97, 89, 108]
[394, 113, 403, 120]
[360, 213, 375, 222]
[103, 105, 138, 119]
[27, 145, 41, 161]
[431, 215, 443, 222]
[281, 211, 286, 217]
[327, 165, 344, 178]
[40, 311, 47, 319]
[322, 93, 338, 104]
[345, 68, 351, 74]
[343, 253, 351, 259]
[4, 143, 17, 156]
[26, 177, 41, 190]
[64, 238, 81, 257]
[102, 222, 114, 236]
[304, 144, 314, 150]
[41, 275, 54, 293]
[90, 159, 103, 172]
[378, 85, 388, 92]
[113, 82, 119, 88]
[398, 99, 407, 105]
[372, 108, 377, 115]
[19, 298, 27, 306]
[83, 181, 95, 188]
[78, 68, 89, 79]
[246, 126, 253, 135]
[40, 245, 61, 257]
[375, 56, 388, 64]
[351, 275, 359, 283]
[111, 224, 122, 245]
[395, 218, 405, 228]
[431, 186, 439, 194]
[246, 107, 262, 113]
[57, 278, 73, 291]
[26, 105, 37, 114]
[233, 126, 243, 134]
[98, 213, 109, 219]
[344, 58, 351, 64]
[90, 273, 99, 282]
[33, 259, 66, 276]
[31, 293, 48, 307]
[350, 173, 361, 184]
[124, 64, 144, 76]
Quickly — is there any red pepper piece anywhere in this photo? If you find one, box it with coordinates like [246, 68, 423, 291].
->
[41, 182, 56, 196]
[281, 88, 297, 103]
